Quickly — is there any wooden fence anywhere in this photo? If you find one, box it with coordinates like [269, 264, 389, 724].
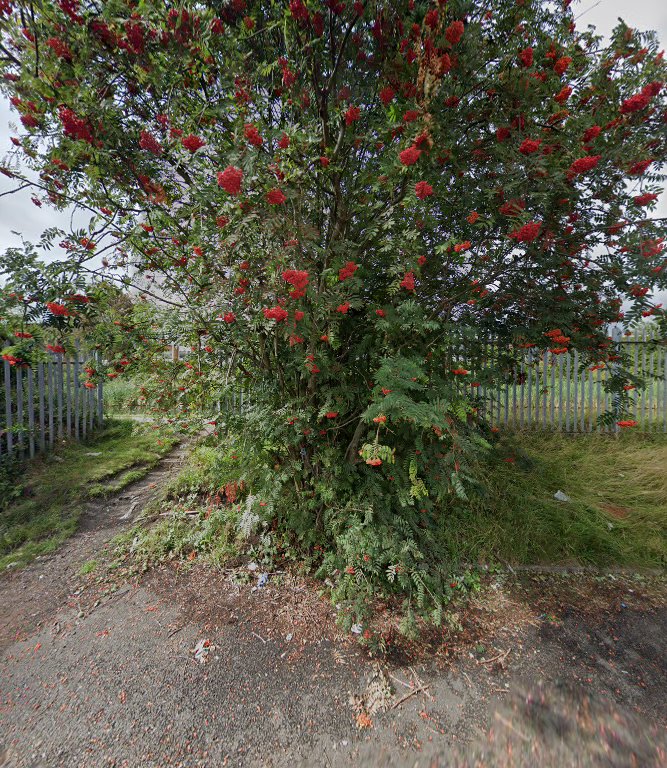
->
[463, 327, 667, 432]
[1, 351, 104, 461]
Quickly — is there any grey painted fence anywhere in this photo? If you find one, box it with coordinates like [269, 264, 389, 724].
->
[463, 327, 667, 432]
[1, 350, 104, 461]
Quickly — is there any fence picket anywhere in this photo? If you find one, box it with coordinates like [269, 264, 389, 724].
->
[16, 367, 24, 456]
[634, 330, 640, 423]
[27, 367, 35, 459]
[47, 360, 55, 448]
[647, 330, 654, 432]
[66, 355, 72, 437]
[663, 345, 667, 432]
[74, 353, 80, 440]
[56, 354, 64, 441]
[4, 360, 13, 457]
[542, 352, 548, 429]
[97, 352, 104, 426]
[573, 350, 579, 430]
[37, 362, 46, 453]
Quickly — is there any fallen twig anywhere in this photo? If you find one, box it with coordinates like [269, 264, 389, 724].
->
[480, 648, 511, 665]
[251, 631, 267, 644]
[409, 665, 435, 701]
[389, 673, 412, 690]
[390, 683, 430, 710]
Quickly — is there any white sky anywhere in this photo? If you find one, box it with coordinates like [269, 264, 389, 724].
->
[0, 0, 666, 301]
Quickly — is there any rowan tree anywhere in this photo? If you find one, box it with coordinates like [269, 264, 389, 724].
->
[1, 0, 666, 626]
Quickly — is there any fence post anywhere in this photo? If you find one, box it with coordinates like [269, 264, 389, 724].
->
[611, 326, 623, 435]
[65, 354, 72, 437]
[16, 366, 24, 457]
[97, 351, 104, 427]
[27, 366, 35, 459]
[663, 340, 667, 433]
[74, 346, 80, 440]
[47, 359, 55, 448]
[56, 353, 64, 442]
[647, 326, 654, 432]
[37, 362, 46, 452]
[89, 382, 94, 433]
[4, 359, 14, 457]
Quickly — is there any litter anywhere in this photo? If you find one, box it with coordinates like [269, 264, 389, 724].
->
[554, 490, 570, 502]
[257, 573, 269, 588]
[191, 638, 216, 664]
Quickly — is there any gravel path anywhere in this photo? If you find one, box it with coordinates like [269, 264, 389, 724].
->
[1, 444, 665, 767]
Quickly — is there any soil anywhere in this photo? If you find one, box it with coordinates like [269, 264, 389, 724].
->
[1, 444, 665, 768]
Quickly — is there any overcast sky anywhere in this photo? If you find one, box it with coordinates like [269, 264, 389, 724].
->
[1, 0, 666, 301]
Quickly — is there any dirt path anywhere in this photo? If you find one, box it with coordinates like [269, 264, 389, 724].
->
[0, 440, 191, 652]
[1, 446, 666, 767]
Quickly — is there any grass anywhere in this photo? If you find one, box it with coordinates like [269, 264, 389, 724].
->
[120, 430, 667, 576]
[448, 431, 667, 568]
[0, 419, 178, 571]
[113, 441, 245, 567]
[79, 559, 98, 575]
[103, 377, 146, 415]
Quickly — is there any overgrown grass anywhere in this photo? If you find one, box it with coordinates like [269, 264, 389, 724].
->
[122, 431, 667, 574]
[0, 419, 178, 571]
[115, 440, 248, 567]
[448, 431, 667, 568]
[103, 377, 145, 415]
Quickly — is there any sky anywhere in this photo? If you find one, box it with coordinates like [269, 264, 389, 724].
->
[0, 0, 666, 300]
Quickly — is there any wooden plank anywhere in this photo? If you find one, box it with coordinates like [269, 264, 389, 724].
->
[572, 350, 579, 432]
[65, 355, 72, 437]
[16, 367, 24, 456]
[503, 365, 509, 426]
[587, 367, 593, 432]
[89, 383, 94, 432]
[4, 360, 13, 457]
[496, 343, 502, 427]
[642, 326, 648, 430]
[542, 351, 548, 428]
[633, 329, 640, 423]
[565, 352, 572, 432]
[27, 367, 35, 458]
[97, 352, 104, 427]
[56, 353, 64, 441]
[595, 364, 602, 432]
[81, 359, 87, 439]
[519, 351, 526, 428]
[512, 362, 518, 425]
[550, 355, 556, 428]
[647, 331, 654, 432]
[73, 350, 80, 440]
[37, 362, 46, 452]
[664, 345, 667, 432]
[527, 349, 533, 429]
[557, 353, 564, 431]
[605, 363, 611, 433]
[47, 360, 55, 448]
